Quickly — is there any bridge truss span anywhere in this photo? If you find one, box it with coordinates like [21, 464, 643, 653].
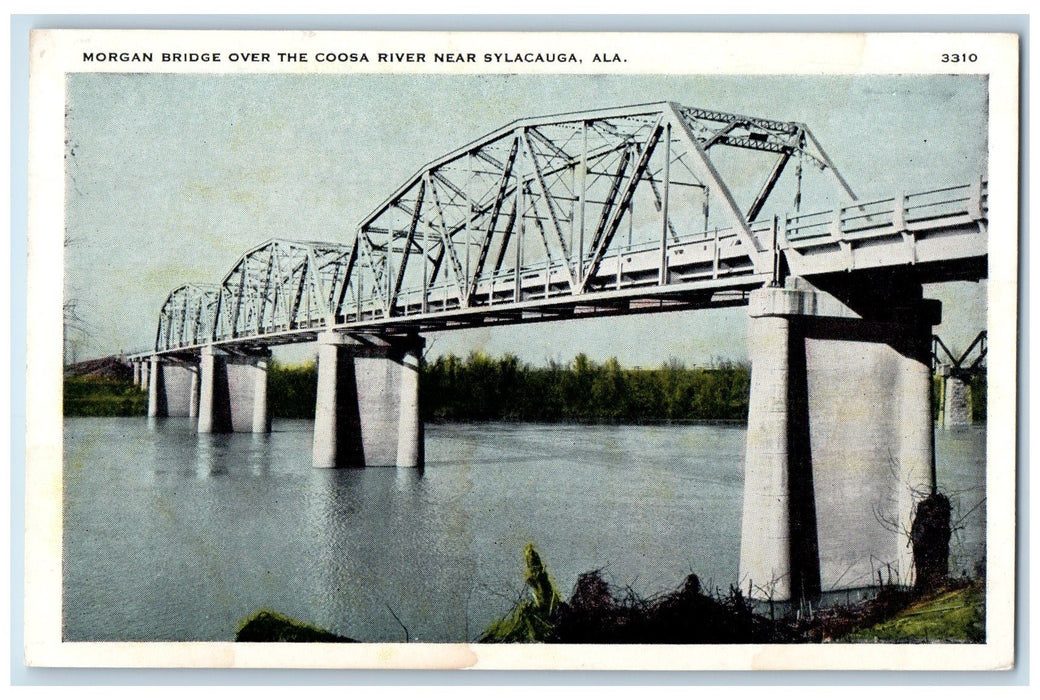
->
[132, 99, 992, 599]
[148, 100, 987, 354]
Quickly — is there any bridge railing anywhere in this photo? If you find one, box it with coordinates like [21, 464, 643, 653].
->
[381, 222, 755, 317]
[150, 179, 987, 352]
[785, 181, 986, 244]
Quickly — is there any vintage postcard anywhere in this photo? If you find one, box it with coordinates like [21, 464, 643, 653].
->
[25, 29, 1018, 670]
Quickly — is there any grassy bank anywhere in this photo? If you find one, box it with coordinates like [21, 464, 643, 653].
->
[63, 375, 146, 417]
[840, 582, 984, 643]
[236, 610, 355, 643]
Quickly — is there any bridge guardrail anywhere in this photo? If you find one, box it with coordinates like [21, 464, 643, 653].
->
[784, 181, 985, 244]
[152, 180, 987, 353]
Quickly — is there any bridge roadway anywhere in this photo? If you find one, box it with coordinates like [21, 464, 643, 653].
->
[140, 181, 986, 354]
[126, 100, 988, 603]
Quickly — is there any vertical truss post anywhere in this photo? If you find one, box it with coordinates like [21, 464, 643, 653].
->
[465, 151, 473, 293]
[386, 217, 393, 315]
[422, 213, 429, 314]
[771, 215, 781, 287]
[659, 122, 671, 286]
[713, 227, 720, 279]
[356, 269, 362, 322]
[231, 265, 246, 338]
[514, 165, 523, 303]
[578, 120, 587, 286]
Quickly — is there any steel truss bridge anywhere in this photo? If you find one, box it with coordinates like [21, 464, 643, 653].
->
[933, 330, 988, 377]
[142, 101, 988, 357]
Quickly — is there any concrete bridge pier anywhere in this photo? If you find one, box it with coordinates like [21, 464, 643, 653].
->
[196, 345, 271, 434]
[139, 359, 150, 392]
[132, 360, 141, 387]
[147, 357, 201, 418]
[739, 277, 940, 602]
[938, 368, 973, 427]
[188, 366, 200, 420]
[313, 331, 425, 468]
[147, 356, 162, 417]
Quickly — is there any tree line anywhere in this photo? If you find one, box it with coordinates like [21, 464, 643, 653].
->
[419, 352, 751, 423]
[65, 351, 986, 424]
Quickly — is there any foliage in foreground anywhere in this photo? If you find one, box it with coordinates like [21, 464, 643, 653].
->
[479, 544, 562, 642]
[481, 545, 985, 645]
[236, 610, 355, 643]
[840, 582, 985, 643]
[480, 545, 780, 644]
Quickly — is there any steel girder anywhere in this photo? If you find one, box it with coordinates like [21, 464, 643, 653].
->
[211, 239, 354, 344]
[151, 100, 948, 353]
[933, 330, 987, 375]
[155, 284, 219, 351]
[353, 101, 852, 319]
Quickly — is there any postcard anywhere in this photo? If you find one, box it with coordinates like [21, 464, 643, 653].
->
[25, 29, 1018, 670]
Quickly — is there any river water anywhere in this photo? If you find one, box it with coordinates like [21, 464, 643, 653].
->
[62, 417, 985, 642]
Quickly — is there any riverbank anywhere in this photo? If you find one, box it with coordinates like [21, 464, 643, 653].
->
[236, 545, 985, 644]
[65, 352, 986, 423]
[63, 375, 146, 416]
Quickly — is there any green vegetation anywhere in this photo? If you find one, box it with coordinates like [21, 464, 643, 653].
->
[481, 545, 985, 644]
[422, 352, 751, 423]
[63, 375, 146, 416]
[841, 582, 984, 643]
[236, 610, 355, 643]
[932, 372, 988, 422]
[268, 360, 318, 418]
[970, 373, 987, 421]
[261, 352, 752, 422]
[479, 544, 562, 642]
[481, 544, 782, 643]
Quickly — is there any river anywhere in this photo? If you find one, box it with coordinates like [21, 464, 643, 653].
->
[62, 417, 985, 642]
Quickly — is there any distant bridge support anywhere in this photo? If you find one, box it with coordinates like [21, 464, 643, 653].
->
[933, 331, 986, 428]
[740, 276, 941, 602]
[938, 369, 973, 427]
[147, 356, 200, 418]
[313, 331, 425, 469]
[139, 360, 150, 392]
[132, 360, 141, 387]
[196, 345, 271, 434]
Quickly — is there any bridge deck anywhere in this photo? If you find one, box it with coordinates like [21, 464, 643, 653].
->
[136, 180, 986, 359]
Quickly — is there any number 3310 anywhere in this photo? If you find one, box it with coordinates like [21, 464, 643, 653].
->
[942, 53, 978, 63]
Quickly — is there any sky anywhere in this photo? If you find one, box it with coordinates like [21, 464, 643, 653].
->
[63, 73, 989, 367]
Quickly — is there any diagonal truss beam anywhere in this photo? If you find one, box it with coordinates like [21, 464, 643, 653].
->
[581, 117, 664, 291]
[389, 178, 426, 313]
[426, 172, 469, 305]
[521, 129, 576, 291]
[469, 136, 519, 302]
[666, 101, 768, 271]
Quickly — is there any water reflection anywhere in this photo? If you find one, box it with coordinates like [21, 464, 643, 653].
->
[62, 417, 986, 642]
[396, 465, 424, 489]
